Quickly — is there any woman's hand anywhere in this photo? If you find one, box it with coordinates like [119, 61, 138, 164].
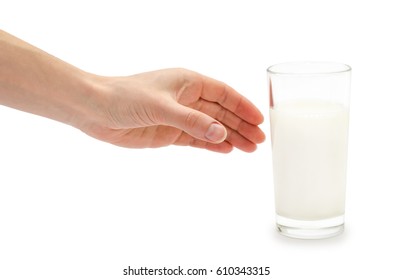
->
[0, 30, 264, 153]
[83, 69, 265, 153]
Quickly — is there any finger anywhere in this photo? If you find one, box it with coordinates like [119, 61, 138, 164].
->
[225, 125, 258, 153]
[191, 99, 265, 144]
[173, 123, 258, 153]
[164, 102, 227, 144]
[200, 75, 264, 125]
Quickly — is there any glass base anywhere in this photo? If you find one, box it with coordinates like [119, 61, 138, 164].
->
[276, 215, 344, 239]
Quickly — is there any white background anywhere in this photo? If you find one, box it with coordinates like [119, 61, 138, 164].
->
[1, 0, 392, 279]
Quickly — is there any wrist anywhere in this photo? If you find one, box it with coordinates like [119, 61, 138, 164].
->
[67, 72, 112, 133]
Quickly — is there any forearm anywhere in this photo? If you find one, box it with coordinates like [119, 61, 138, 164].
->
[0, 29, 103, 129]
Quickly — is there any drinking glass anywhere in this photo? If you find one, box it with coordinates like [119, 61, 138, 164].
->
[268, 62, 351, 239]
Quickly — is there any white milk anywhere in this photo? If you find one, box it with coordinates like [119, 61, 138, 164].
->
[270, 99, 349, 221]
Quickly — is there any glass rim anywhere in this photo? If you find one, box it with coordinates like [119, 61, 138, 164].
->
[267, 61, 351, 75]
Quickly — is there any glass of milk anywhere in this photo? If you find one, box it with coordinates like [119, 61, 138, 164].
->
[267, 62, 351, 239]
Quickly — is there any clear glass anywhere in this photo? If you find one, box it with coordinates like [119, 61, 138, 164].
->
[267, 62, 351, 239]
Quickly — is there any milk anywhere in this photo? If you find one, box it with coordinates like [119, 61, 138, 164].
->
[270, 99, 349, 221]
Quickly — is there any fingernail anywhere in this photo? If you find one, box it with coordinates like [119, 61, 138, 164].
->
[205, 123, 227, 143]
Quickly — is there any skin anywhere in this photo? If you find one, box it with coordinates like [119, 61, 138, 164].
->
[0, 30, 265, 153]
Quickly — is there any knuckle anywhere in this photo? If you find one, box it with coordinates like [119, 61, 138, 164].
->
[185, 111, 200, 130]
[215, 107, 227, 121]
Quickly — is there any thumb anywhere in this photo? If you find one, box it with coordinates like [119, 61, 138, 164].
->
[165, 103, 227, 143]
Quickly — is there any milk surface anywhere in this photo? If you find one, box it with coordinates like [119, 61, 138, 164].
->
[270, 99, 349, 220]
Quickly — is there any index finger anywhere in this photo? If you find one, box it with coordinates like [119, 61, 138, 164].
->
[201, 75, 264, 125]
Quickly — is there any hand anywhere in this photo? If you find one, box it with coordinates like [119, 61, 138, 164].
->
[82, 68, 265, 153]
[0, 30, 264, 153]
